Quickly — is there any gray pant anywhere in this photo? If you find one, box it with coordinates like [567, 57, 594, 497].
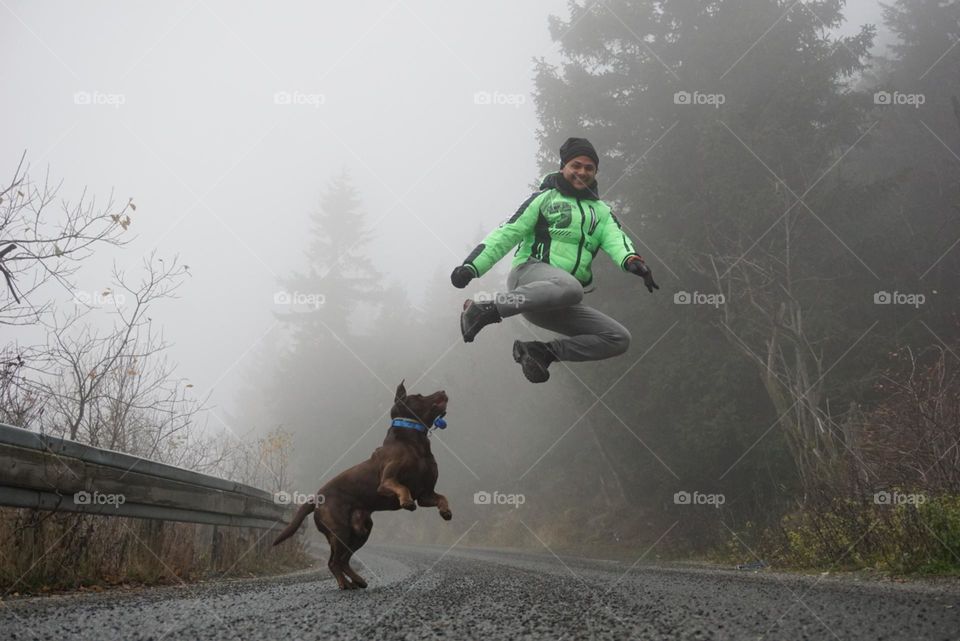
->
[493, 260, 631, 362]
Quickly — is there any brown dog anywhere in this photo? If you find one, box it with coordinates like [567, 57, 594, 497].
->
[272, 381, 452, 590]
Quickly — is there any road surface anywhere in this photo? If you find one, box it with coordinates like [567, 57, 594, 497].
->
[3, 543, 959, 640]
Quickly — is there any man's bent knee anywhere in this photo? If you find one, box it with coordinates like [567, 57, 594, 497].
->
[550, 278, 584, 307]
[606, 327, 631, 357]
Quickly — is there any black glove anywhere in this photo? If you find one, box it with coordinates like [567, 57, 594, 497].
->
[450, 265, 476, 289]
[625, 256, 659, 293]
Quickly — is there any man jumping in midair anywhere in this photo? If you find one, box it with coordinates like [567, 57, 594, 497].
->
[450, 137, 659, 383]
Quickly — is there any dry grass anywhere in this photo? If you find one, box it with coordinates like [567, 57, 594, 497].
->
[0, 508, 312, 594]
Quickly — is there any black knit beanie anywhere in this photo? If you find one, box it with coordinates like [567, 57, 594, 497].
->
[559, 137, 600, 168]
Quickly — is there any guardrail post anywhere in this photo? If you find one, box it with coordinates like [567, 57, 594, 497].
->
[211, 524, 223, 570]
[140, 519, 163, 579]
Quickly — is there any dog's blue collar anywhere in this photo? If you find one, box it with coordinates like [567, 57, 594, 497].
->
[390, 417, 447, 432]
[390, 418, 427, 432]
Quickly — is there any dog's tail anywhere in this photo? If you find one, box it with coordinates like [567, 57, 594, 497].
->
[272, 501, 315, 546]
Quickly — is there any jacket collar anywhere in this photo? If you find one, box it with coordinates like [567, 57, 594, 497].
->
[539, 172, 601, 200]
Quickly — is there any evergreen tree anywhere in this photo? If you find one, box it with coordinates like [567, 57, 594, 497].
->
[241, 170, 387, 492]
[532, 0, 880, 533]
[861, 0, 960, 316]
[279, 169, 381, 341]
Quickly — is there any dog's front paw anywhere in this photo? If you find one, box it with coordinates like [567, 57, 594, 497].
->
[401, 500, 417, 511]
[439, 509, 452, 521]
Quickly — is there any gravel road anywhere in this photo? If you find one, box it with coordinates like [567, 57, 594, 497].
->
[3, 543, 959, 640]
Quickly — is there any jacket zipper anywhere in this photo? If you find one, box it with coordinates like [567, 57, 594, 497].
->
[570, 199, 587, 277]
[587, 204, 598, 235]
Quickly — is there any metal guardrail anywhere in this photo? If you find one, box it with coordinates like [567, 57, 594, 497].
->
[0, 422, 293, 529]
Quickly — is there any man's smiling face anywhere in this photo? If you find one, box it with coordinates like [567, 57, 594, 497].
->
[561, 155, 597, 190]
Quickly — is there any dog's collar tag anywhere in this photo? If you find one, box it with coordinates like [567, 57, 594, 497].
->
[390, 418, 427, 432]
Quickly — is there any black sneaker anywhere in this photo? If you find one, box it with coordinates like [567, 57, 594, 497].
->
[512, 340, 555, 383]
[461, 299, 502, 343]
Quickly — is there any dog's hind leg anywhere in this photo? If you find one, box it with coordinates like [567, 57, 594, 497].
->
[330, 528, 371, 590]
[313, 507, 331, 536]
[416, 492, 453, 521]
[314, 503, 356, 590]
[341, 560, 367, 589]
[325, 537, 355, 590]
[325, 527, 367, 591]
[339, 509, 373, 589]
[350, 508, 373, 547]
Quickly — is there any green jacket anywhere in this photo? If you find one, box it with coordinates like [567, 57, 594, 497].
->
[462, 173, 639, 287]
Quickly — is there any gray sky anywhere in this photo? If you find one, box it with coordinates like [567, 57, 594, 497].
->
[1, 0, 889, 428]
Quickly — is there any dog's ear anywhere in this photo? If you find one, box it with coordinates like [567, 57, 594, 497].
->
[394, 380, 406, 405]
